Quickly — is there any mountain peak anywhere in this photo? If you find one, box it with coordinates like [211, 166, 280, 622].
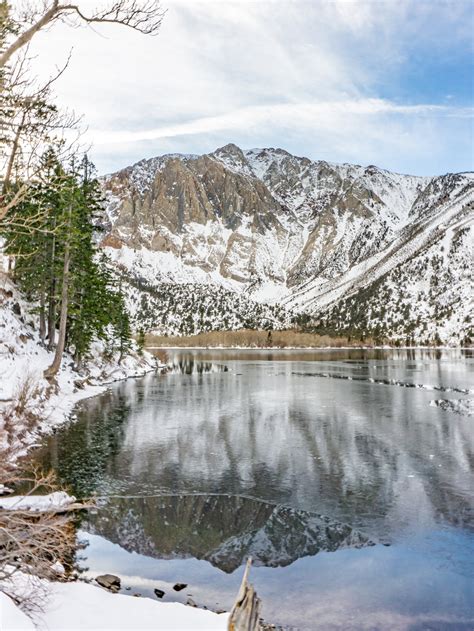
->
[211, 143, 255, 177]
[214, 142, 243, 155]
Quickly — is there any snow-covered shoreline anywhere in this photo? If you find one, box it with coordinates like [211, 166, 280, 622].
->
[147, 344, 470, 350]
[0, 273, 163, 465]
[0, 274, 230, 630]
[1, 574, 229, 631]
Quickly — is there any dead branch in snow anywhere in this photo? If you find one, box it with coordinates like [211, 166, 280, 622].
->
[0, 468, 92, 614]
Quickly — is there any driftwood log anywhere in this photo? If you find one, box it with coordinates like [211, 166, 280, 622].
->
[228, 558, 261, 631]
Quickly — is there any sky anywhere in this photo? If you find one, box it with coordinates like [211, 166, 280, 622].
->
[29, 0, 474, 176]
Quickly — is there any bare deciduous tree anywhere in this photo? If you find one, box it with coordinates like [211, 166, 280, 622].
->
[1, 0, 165, 69]
[0, 372, 43, 461]
[0, 0, 163, 221]
[1, 51, 81, 217]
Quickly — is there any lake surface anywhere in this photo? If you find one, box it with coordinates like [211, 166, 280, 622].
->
[34, 349, 474, 630]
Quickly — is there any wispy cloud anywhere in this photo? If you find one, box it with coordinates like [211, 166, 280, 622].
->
[91, 99, 472, 145]
[29, 0, 474, 175]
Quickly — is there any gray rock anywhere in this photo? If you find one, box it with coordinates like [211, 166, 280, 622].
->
[154, 588, 165, 599]
[95, 574, 121, 592]
[173, 583, 187, 591]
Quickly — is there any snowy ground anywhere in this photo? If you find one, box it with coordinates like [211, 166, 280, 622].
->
[0, 496, 229, 630]
[0, 491, 77, 512]
[0, 576, 228, 631]
[0, 272, 161, 464]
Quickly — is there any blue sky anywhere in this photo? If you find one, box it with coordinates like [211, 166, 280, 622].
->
[32, 0, 473, 175]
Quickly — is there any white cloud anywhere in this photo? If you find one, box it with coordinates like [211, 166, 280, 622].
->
[90, 99, 469, 145]
[26, 0, 474, 175]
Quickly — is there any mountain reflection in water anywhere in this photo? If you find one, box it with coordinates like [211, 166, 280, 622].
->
[86, 494, 374, 573]
[31, 350, 474, 629]
[36, 351, 473, 538]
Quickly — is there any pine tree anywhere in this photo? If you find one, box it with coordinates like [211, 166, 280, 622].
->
[1, 151, 133, 376]
[136, 329, 146, 355]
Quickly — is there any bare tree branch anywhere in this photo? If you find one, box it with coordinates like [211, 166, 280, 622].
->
[1, 1, 164, 68]
[0, 1, 163, 222]
[0, 47, 83, 222]
[0, 1, 61, 69]
[0, 470, 91, 615]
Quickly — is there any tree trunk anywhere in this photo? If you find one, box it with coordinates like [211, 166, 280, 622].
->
[47, 227, 57, 350]
[44, 216, 71, 380]
[228, 558, 261, 631]
[39, 288, 46, 343]
[47, 281, 56, 349]
[2, 111, 27, 195]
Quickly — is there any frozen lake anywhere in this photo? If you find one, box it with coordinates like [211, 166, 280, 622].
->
[34, 349, 474, 629]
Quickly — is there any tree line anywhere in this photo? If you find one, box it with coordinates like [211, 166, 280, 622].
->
[2, 151, 132, 376]
[0, 1, 165, 379]
[0, 0, 163, 616]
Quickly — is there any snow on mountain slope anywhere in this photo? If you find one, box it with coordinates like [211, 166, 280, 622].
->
[284, 177, 474, 313]
[101, 246, 292, 335]
[100, 145, 474, 344]
[316, 220, 473, 345]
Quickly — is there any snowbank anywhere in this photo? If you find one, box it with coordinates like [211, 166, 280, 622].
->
[0, 578, 228, 631]
[39, 580, 228, 630]
[0, 592, 35, 631]
[0, 492, 76, 512]
[0, 273, 162, 463]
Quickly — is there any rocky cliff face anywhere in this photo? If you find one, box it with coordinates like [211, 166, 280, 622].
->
[101, 144, 474, 344]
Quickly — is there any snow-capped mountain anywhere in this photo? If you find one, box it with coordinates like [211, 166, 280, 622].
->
[101, 144, 474, 344]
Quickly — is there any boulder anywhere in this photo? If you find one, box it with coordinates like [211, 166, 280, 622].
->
[154, 589, 165, 599]
[173, 583, 187, 592]
[95, 574, 121, 592]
